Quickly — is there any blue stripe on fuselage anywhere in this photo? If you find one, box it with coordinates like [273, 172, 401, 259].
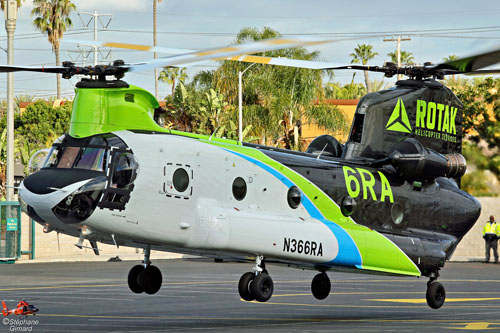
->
[222, 148, 362, 267]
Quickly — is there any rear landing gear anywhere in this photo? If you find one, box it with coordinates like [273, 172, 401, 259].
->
[426, 272, 445, 309]
[127, 246, 163, 295]
[311, 272, 331, 300]
[238, 255, 274, 302]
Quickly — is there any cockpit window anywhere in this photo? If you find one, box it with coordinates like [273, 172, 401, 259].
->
[56, 147, 80, 168]
[75, 148, 107, 171]
[42, 134, 131, 173]
[46, 146, 107, 171]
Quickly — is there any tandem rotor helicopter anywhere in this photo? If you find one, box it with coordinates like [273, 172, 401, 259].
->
[4, 35, 500, 310]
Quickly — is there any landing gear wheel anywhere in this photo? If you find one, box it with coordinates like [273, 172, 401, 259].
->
[311, 272, 331, 300]
[251, 272, 274, 302]
[128, 265, 144, 294]
[426, 282, 446, 309]
[238, 272, 255, 301]
[139, 265, 163, 295]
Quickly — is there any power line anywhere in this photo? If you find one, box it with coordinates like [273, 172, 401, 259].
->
[101, 25, 500, 37]
[78, 10, 113, 65]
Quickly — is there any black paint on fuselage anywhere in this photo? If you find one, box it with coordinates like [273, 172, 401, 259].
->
[257, 148, 480, 276]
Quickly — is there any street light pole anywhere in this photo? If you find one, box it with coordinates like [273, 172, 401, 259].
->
[5, 0, 17, 201]
[238, 63, 256, 143]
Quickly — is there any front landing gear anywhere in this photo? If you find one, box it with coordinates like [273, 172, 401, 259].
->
[238, 255, 274, 302]
[426, 273, 446, 309]
[127, 247, 163, 295]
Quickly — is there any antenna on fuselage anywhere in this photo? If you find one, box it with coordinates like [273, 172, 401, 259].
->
[209, 126, 221, 141]
[316, 143, 329, 160]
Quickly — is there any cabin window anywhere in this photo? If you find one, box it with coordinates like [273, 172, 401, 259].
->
[111, 152, 139, 188]
[232, 177, 247, 201]
[350, 114, 365, 143]
[287, 186, 301, 209]
[341, 196, 356, 216]
[172, 168, 189, 192]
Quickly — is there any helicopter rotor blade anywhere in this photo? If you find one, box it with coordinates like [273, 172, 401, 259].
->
[433, 48, 500, 73]
[124, 36, 335, 72]
[63, 38, 348, 69]
[63, 39, 192, 55]
[0, 65, 68, 74]
[1, 35, 337, 79]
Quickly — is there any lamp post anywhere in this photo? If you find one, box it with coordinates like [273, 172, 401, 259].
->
[5, 0, 17, 201]
[238, 63, 256, 143]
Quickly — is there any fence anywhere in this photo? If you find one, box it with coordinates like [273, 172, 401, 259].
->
[0, 201, 34, 263]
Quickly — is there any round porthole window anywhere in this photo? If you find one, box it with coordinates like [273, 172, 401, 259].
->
[173, 168, 189, 192]
[341, 196, 356, 217]
[232, 177, 247, 201]
[287, 186, 301, 209]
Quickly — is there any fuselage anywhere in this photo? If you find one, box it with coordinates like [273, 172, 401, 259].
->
[19, 130, 481, 278]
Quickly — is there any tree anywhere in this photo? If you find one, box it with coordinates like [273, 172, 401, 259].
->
[212, 27, 347, 149]
[0, 0, 23, 10]
[387, 50, 415, 66]
[159, 67, 188, 96]
[153, 0, 163, 100]
[0, 99, 72, 187]
[443, 55, 459, 62]
[191, 70, 214, 90]
[31, 0, 76, 99]
[350, 44, 378, 93]
[442, 54, 461, 85]
[455, 77, 500, 149]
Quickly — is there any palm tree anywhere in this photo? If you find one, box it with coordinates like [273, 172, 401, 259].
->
[350, 44, 378, 93]
[443, 55, 459, 62]
[158, 67, 188, 95]
[153, 0, 163, 100]
[31, 0, 76, 99]
[0, 0, 22, 10]
[370, 79, 391, 92]
[387, 50, 415, 66]
[442, 55, 460, 83]
[213, 27, 347, 149]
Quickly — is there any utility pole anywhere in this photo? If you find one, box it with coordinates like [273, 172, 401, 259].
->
[238, 63, 256, 142]
[78, 10, 112, 66]
[153, 0, 159, 100]
[383, 35, 411, 80]
[4, 0, 16, 201]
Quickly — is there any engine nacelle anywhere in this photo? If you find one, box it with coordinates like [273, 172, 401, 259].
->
[390, 138, 466, 182]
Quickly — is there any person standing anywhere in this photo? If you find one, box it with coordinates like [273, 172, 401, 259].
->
[483, 215, 500, 263]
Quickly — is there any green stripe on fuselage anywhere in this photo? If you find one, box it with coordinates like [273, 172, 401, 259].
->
[202, 140, 420, 277]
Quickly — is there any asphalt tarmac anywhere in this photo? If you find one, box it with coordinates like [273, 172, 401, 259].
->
[1, 259, 499, 332]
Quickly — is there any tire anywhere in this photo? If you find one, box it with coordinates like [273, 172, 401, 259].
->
[128, 265, 144, 294]
[251, 272, 274, 302]
[311, 272, 331, 300]
[139, 265, 163, 295]
[214, 258, 224, 263]
[238, 272, 255, 301]
[426, 282, 446, 309]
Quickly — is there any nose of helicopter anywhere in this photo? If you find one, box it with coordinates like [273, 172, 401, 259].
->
[19, 169, 105, 225]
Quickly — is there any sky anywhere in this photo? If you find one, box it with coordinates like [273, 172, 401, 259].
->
[1, 0, 500, 99]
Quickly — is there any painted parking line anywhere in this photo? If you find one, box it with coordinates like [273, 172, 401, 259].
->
[367, 298, 500, 304]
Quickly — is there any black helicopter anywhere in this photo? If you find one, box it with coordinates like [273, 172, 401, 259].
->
[3, 37, 499, 310]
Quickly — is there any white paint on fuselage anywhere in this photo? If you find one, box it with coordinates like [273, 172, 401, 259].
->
[83, 131, 340, 264]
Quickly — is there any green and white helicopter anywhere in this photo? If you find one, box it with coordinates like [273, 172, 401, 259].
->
[5, 36, 500, 309]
